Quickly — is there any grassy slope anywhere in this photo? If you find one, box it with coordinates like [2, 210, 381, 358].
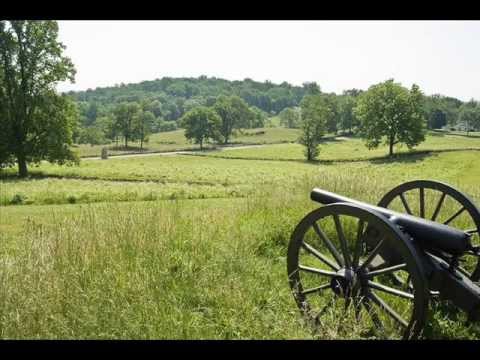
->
[74, 127, 300, 158]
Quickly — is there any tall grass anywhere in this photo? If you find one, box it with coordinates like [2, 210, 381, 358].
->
[1, 174, 479, 338]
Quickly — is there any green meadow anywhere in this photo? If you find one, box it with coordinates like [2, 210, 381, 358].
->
[1, 130, 480, 339]
[74, 127, 301, 158]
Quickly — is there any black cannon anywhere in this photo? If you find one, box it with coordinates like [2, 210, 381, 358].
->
[287, 180, 480, 339]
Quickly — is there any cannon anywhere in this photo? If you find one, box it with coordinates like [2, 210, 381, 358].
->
[287, 180, 480, 339]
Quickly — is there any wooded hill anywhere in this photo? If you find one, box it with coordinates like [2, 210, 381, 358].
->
[66, 76, 308, 122]
[64, 76, 479, 149]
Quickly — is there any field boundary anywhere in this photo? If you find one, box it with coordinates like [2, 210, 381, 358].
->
[182, 147, 480, 164]
[78, 141, 296, 160]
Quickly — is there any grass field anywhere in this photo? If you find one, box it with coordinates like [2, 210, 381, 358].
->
[74, 127, 301, 158]
[194, 131, 480, 162]
[1, 130, 480, 339]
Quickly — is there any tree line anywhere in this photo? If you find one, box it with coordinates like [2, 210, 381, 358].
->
[69, 74, 480, 150]
[69, 78, 319, 147]
[1, 20, 480, 177]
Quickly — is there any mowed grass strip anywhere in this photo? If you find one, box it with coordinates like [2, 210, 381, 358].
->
[2, 155, 318, 185]
[2, 150, 480, 207]
[0, 178, 250, 206]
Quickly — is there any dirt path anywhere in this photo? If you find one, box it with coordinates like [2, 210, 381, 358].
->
[82, 144, 268, 161]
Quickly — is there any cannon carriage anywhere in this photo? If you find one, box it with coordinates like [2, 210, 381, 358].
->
[287, 180, 480, 339]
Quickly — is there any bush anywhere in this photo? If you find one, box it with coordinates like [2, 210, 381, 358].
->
[67, 195, 77, 204]
[10, 193, 27, 205]
[243, 130, 265, 136]
[157, 120, 178, 132]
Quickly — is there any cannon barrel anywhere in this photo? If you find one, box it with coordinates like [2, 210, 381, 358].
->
[311, 188, 472, 256]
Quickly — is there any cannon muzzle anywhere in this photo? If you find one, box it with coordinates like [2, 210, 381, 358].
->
[311, 188, 472, 256]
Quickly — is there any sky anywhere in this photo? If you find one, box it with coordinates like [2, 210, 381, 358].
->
[56, 21, 480, 102]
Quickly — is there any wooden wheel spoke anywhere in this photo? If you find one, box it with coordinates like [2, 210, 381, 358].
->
[299, 265, 338, 277]
[368, 291, 409, 328]
[312, 222, 344, 267]
[358, 237, 385, 273]
[419, 187, 425, 219]
[366, 263, 407, 278]
[443, 206, 466, 226]
[367, 280, 414, 300]
[399, 193, 413, 215]
[302, 241, 340, 271]
[353, 219, 365, 269]
[333, 214, 351, 268]
[431, 192, 447, 222]
[301, 283, 330, 295]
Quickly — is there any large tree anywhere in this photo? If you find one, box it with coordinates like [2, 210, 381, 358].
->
[135, 108, 155, 150]
[322, 93, 339, 134]
[113, 102, 140, 148]
[354, 79, 426, 157]
[180, 106, 222, 150]
[0, 20, 77, 177]
[298, 95, 331, 161]
[279, 107, 301, 129]
[213, 95, 254, 144]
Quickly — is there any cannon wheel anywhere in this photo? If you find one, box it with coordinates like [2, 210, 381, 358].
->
[378, 180, 480, 281]
[287, 203, 429, 339]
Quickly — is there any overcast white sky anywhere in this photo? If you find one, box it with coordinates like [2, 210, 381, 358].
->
[57, 21, 480, 101]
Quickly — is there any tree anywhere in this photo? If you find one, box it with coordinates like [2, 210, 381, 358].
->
[157, 120, 177, 132]
[180, 106, 222, 150]
[302, 82, 321, 95]
[135, 110, 155, 150]
[113, 102, 140, 148]
[428, 109, 447, 129]
[97, 115, 118, 144]
[0, 20, 77, 177]
[279, 107, 301, 128]
[354, 80, 426, 157]
[85, 102, 98, 126]
[78, 125, 106, 146]
[322, 94, 339, 134]
[213, 95, 254, 144]
[298, 95, 330, 161]
[249, 106, 267, 128]
[458, 103, 480, 135]
[338, 96, 358, 134]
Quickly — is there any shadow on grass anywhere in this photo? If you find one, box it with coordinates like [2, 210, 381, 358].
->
[445, 132, 480, 139]
[186, 147, 480, 167]
[429, 130, 447, 137]
[108, 145, 152, 152]
[0, 170, 227, 187]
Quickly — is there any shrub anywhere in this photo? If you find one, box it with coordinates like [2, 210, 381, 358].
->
[10, 193, 27, 205]
[67, 195, 77, 204]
